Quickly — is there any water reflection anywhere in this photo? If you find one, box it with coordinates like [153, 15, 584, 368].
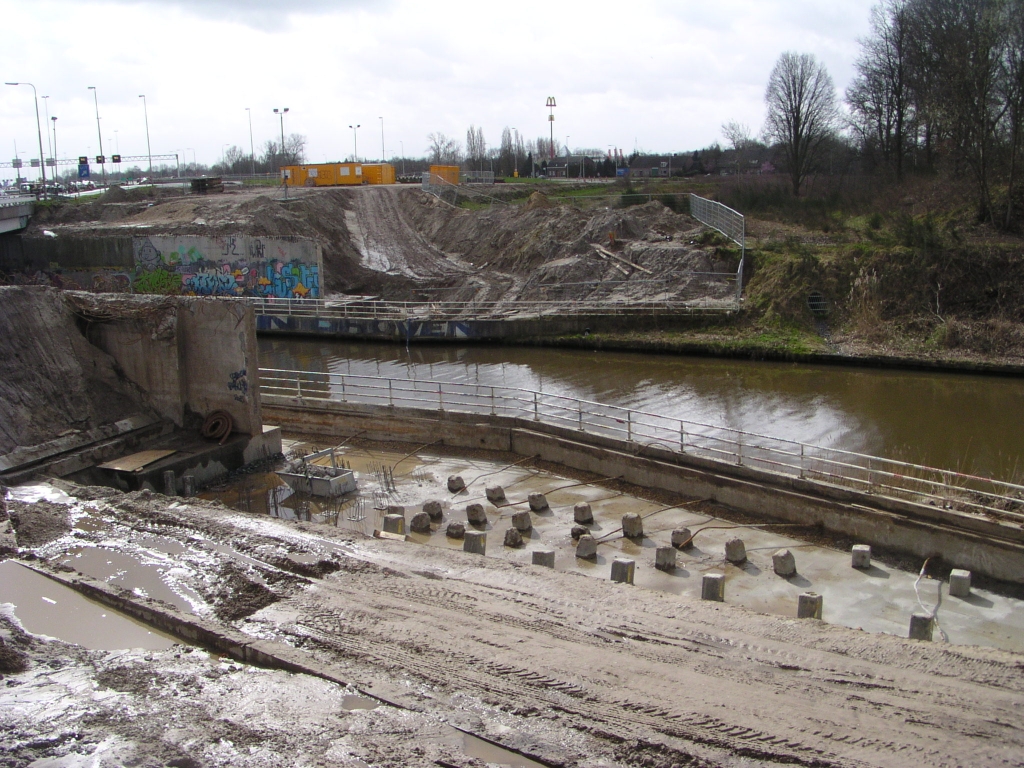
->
[259, 339, 1024, 481]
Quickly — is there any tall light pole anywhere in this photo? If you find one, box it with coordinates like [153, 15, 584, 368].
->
[379, 116, 385, 162]
[546, 96, 556, 160]
[245, 107, 255, 177]
[41, 95, 53, 171]
[87, 86, 107, 187]
[5, 82, 47, 196]
[139, 95, 152, 176]
[51, 117, 57, 186]
[348, 124, 360, 162]
[273, 107, 289, 171]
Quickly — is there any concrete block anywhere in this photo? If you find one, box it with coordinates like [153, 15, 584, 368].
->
[797, 592, 823, 619]
[621, 513, 643, 539]
[909, 613, 934, 641]
[386, 505, 405, 518]
[447, 475, 466, 493]
[409, 512, 431, 534]
[528, 492, 549, 512]
[511, 510, 532, 532]
[464, 530, 486, 555]
[610, 558, 635, 584]
[573, 502, 593, 524]
[576, 534, 597, 559]
[772, 549, 796, 577]
[532, 550, 555, 568]
[422, 500, 443, 520]
[949, 569, 972, 598]
[851, 544, 871, 569]
[701, 573, 725, 601]
[182, 475, 197, 498]
[466, 503, 487, 525]
[503, 528, 524, 548]
[655, 546, 676, 571]
[571, 524, 588, 540]
[485, 485, 506, 504]
[162, 470, 177, 497]
[382, 514, 405, 535]
[671, 528, 693, 549]
[725, 538, 746, 564]
[446, 521, 465, 539]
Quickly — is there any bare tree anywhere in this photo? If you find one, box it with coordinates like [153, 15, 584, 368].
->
[848, 0, 914, 181]
[763, 52, 840, 196]
[1002, 0, 1024, 227]
[465, 125, 486, 171]
[427, 132, 461, 165]
[722, 120, 755, 150]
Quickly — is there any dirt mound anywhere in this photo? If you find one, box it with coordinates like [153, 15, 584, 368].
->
[7, 500, 71, 547]
[101, 185, 129, 203]
[525, 191, 552, 210]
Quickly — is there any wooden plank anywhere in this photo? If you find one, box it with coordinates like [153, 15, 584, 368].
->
[98, 449, 177, 472]
[592, 243, 654, 275]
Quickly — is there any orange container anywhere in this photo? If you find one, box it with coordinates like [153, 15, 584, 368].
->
[429, 164, 460, 185]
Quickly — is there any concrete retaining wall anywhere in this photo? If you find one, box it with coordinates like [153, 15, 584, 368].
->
[262, 397, 1024, 584]
[1, 234, 322, 299]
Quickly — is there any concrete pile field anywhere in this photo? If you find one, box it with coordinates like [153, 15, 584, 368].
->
[3, 441, 1024, 767]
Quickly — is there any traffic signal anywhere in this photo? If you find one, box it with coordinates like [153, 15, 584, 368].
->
[112, 154, 121, 163]
[95, 155, 105, 164]
[79, 156, 88, 165]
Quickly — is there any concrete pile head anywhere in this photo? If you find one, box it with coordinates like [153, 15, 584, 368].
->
[576, 534, 598, 559]
[655, 546, 676, 571]
[464, 530, 487, 555]
[621, 513, 643, 539]
[571, 524, 588, 540]
[532, 549, 556, 568]
[485, 485, 506, 504]
[949, 569, 972, 598]
[772, 549, 796, 577]
[702, 573, 725, 601]
[511, 510, 532, 532]
[387, 505, 406, 517]
[610, 558, 635, 584]
[466, 503, 487, 525]
[409, 511, 431, 534]
[797, 592, 823, 619]
[422, 500, 443, 520]
[382, 514, 405, 535]
[725, 538, 746, 564]
[528, 492, 549, 512]
[909, 613, 934, 641]
[504, 527, 524, 548]
[447, 475, 466, 493]
[573, 502, 593, 524]
[446, 521, 466, 539]
[671, 528, 693, 549]
[851, 544, 871, 569]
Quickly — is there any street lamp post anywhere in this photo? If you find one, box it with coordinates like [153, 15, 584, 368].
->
[546, 96, 557, 160]
[379, 116, 385, 162]
[5, 82, 47, 197]
[86, 86, 107, 187]
[139, 95, 152, 176]
[245, 107, 255, 177]
[51, 117, 57, 186]
[41, 95, 53, 172]
[273, 107, 289, 171]
[348, 124, 360, 162]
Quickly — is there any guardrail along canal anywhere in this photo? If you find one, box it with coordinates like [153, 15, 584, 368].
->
[259, 338, 1024, 483]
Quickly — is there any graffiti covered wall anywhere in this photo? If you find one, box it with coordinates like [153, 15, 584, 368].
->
[131, 235, 322, 299]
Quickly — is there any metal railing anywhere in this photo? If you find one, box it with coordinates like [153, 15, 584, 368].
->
[253, 296, 735, 320]
[258, 368, 1024, 521]
[690, 193, 745, 302]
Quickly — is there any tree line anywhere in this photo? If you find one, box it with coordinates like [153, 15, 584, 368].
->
[755, 0, 1024, 229]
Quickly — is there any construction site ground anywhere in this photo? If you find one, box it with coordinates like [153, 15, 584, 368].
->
[3, 438, 1024, 768]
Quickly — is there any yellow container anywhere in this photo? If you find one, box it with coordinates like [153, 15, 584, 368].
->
[361, 163, 396, 185]
[429, 165, 460, 185]
[333, 163, 363, 185]
[282, 165, 307, 186]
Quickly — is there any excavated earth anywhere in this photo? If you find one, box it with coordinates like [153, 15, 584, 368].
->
[2, 482, 1024, 767]
[25, 185, 738, 307]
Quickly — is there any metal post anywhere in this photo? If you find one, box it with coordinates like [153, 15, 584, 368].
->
[296, 375, 303, 400]
[246, 107, 256, 177]
[627, 411, 632, 441]
[680, 422, 686, 453]
[87, 86, 106, 187]
[800, 443, 805, 479]
[341, 375, 346, 402]
[578, 400, 583, 431]
[534, 391, 539, 421]
[438, 382, 443, 411]
[4, 83, 47, 197]
[737, 433, 743, 465]
[490, 387, 496, 416]
[388, 379, 393, 407]
[139, 95, 152, 175]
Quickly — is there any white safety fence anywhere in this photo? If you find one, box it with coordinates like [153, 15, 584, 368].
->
[689, 193, 746, 301]
[259, 368, 1024, 521]
[253, 297, 735, 320]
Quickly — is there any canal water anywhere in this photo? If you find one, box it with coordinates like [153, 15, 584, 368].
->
[259, 339, 1024, 483]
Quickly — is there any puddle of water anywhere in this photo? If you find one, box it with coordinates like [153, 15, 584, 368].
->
[58, 546, 194, 614]
[7, 483, 75, 504]
[342, 694, 380, 711]
[462, 733, 547, 768]
[0, 561, 177, 650]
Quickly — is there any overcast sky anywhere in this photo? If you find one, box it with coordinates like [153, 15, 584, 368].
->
[1, 0, 875, 181]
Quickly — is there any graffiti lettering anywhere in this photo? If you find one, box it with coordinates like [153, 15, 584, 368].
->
[248, 239, 266, 260]
[133, 268, 182, 295]
[221, 237, 238, 257]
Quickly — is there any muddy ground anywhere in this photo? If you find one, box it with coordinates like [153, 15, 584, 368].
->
[2, 477, 1023, 768]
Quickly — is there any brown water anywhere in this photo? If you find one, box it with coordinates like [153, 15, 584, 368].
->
[0, 561, 177, 650]
[260, 338, 1024, 481]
